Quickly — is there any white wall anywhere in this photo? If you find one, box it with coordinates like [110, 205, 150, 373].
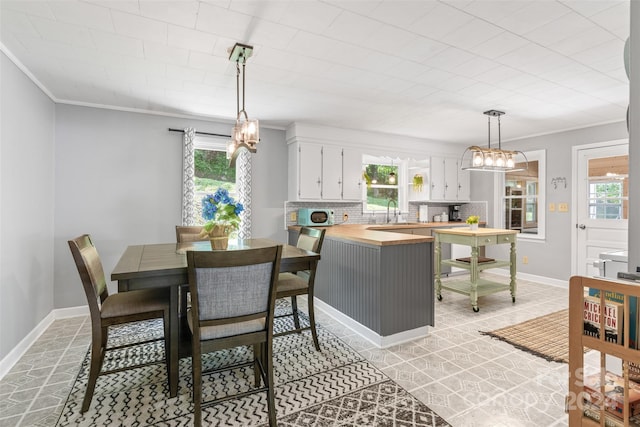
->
[54, 105, 288, 308]
[472, 121, 629, 281]
[0, 51, 55, 360]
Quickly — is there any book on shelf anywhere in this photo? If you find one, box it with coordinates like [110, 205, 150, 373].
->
[583, 295, 624, 344]
[583, 371, 640, 418]
[588, 288, 638, 349]
[631, 362, 640, 384]
[582, 400, 640, 427]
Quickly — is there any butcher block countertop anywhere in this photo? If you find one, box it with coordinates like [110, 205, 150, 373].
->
[288, 222, 477, 247]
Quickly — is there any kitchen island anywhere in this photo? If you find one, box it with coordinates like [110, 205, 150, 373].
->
[433, 227, 518, 312]
[288, 222, 470, 347]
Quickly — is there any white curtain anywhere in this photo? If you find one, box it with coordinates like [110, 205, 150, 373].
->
[181, 128, 196, 225]
[236, 149, 252, 239]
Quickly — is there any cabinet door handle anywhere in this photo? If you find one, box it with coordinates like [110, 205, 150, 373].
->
[503, 237, 510, 241]
[485, 238, 491, 242]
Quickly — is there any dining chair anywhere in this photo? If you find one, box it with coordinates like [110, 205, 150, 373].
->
[187, 245, 282, 427]
[175, 226, 208, 318]
[68, 234, 171, 413]
[175, 225, 208, 243]
[275, 227, 325, 351]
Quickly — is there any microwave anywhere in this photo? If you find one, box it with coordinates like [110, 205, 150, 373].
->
[297, 208, 334, 226]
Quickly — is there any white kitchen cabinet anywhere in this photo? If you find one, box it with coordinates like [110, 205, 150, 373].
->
[288, 142, 362, 201]
[322, 145, 343, 199]
[342, 148, 363, 200]
[430, 156, 470, 201]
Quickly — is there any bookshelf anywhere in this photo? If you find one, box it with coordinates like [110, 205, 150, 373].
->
[568, 276, 640, 426]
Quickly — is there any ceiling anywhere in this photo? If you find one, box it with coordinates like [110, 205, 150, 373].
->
[0, 0, 630, 144]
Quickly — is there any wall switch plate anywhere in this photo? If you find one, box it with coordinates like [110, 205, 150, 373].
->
[549, 203, 555, 212]
[522, 256, 529, 264]
[558, 203, 569, 212]
[290, 211, 297, 221]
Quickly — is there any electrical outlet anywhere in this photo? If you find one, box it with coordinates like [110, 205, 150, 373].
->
[343, 212, 349, 222]
[289, 211, 297, 222]
[522, 256, 529, 265]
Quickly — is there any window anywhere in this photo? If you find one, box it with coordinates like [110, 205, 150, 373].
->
[193, 137, 236, 225]
[362, 154, 406, 213]
[587, 154, 628, 220]
[501, 150, 545, 238]
[588, 181, 626, 219]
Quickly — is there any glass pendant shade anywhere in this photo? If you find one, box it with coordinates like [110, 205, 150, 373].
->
[460, 110, 528, 172]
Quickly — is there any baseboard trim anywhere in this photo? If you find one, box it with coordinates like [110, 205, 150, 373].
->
[0, 305, 88, 380]
[313, 298, 430, 349]
[489, 269, 569, 288]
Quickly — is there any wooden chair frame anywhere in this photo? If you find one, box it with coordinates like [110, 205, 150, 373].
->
[275, 227, 325, 351]
[187, 245, 282, 427]
[68, 234, 171, 413]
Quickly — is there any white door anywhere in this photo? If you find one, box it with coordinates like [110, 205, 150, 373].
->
[457, 160, 471, 201]
[574, 142, 628, 276]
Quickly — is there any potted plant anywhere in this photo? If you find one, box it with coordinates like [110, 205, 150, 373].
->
[199, 188, 244, 250]
[412, 174, 424, 192]
[466, 215, 480, 230]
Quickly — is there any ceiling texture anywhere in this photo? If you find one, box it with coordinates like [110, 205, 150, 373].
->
[0, 0, 630, 144]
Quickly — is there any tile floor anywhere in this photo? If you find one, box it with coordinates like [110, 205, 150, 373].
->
[0, 273, 571, 427]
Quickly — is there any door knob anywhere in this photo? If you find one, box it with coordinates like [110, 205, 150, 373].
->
[577, 224, 586, 229]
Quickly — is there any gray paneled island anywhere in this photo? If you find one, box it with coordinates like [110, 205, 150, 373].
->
[288, 223, 447, 347]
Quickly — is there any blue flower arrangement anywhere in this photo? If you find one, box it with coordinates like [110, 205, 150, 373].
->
[200, 188, 244, 238]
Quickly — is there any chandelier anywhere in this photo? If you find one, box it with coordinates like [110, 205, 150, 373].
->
[226, 43, 259, 166]
[460, 110, 527, 172]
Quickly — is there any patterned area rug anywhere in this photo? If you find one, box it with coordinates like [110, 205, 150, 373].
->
[480, 309, 573, 363]
[56, 303, 449, 426]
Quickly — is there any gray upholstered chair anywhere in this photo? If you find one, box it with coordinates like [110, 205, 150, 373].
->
[275, 227, 325, 351]
[68, 234, 171, 413]
[187, 245, 282, 427]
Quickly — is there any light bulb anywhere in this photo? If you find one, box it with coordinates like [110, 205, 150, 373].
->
[506, 155, 514, 168]
[389, 172, 396, 184]
[484, 154, 494, 166]
[226, 141, 236, 159]
[472, 151, 483, 166]
[496, 152, 505, 167]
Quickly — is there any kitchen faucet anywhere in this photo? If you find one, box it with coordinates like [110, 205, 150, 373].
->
[386, 199, 398, 223]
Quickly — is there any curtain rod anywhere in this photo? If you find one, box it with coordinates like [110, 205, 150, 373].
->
[168, 128, 231, 138]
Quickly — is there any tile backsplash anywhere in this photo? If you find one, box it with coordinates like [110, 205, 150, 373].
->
[284, 201, 488, 228]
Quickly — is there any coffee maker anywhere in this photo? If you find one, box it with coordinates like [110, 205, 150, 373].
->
[449, 204, 462, 221]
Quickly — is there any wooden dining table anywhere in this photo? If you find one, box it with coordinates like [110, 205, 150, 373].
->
[110, 238, 320, 398]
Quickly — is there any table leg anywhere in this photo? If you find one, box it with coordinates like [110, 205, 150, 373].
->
[469, 245, 479, 312]
[510, 241, 517, 303]
[435, 236, 442, 300]
[168, 285, 179, 397]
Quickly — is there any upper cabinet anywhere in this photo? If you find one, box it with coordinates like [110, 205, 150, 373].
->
[430, 156, 470, 202]
[288, 141, 363, 201]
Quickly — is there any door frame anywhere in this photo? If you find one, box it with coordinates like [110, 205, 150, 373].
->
[571, 139, 628, 276]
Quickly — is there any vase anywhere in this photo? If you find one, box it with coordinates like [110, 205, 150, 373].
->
[209, 225, 231, 250]
[469, 223, 478, 231]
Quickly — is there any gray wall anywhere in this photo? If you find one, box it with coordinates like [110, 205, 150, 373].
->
[472, 121, 629, 281]
[1, 51, 56, 359]
[54, 105, 288, 308]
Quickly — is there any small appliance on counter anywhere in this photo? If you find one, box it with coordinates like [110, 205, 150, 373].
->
[449, 204, 462, 221]
[297, 208, 334, 226]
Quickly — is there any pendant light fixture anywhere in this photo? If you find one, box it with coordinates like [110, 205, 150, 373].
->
[388, 159, 396, 184]
[226, 43, 259, 167]
[460, 110, 527, 172]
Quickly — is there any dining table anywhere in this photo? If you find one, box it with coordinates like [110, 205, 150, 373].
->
[110, 238, 320, 398]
